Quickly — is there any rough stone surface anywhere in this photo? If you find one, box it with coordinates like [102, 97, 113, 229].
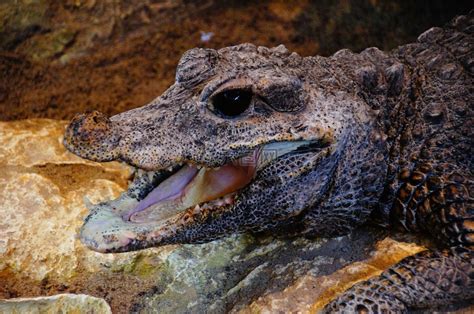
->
[0, 119, 133, 281]
[244, 238, 425, 313]
[0, 294, 111, 313]
[0, 119, 169, 310]
[0, 119, 439, 312]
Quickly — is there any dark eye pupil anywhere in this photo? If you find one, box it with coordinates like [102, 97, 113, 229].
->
[212, 89, 252, 117]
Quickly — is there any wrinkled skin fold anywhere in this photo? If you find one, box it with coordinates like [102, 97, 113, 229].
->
[65, 13, 473, 313]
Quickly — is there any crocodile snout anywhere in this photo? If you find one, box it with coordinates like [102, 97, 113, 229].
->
[64, 110, 120, 162]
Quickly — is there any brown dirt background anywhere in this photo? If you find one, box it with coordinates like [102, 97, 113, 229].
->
[0, 0, 471, 121]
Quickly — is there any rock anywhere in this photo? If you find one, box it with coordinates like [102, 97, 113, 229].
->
[0, 294, 111, 313]
[0, 119, 168, 310]
[23, 28, 77, 62]
[0, 0, 49, 50]
[0, 119, 133, 282]
[1, 119, 459, 313]
[243, 238, 425, 313]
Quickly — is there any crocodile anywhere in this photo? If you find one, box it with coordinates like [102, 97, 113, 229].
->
[64, 13, 473, 313]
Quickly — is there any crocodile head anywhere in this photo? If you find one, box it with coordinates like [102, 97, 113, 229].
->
[64, 44, 389, 253]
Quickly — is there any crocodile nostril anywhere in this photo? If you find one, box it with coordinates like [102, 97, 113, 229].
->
[82, 111, 111, 129]
[64, 110, 120, 162]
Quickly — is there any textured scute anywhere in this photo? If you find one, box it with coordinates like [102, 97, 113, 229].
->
[304, 122, 388, 237]
[381, 13, 474, 249]
[325, 247, 474, 313]
[175, 48, 218, 86]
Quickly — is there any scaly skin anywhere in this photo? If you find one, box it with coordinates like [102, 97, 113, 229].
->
[64, 13, 473, 312]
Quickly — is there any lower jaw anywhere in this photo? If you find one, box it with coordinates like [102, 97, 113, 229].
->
[79, 140, 325, 252]
[79, 183, 237, 252]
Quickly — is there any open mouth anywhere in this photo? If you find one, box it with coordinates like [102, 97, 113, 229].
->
[79, 140, 329, 252]
[120, 141, 322, 224]
[122, 150, 258, 223]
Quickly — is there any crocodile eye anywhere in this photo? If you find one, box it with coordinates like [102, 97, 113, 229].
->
[210, 89, 253, 117]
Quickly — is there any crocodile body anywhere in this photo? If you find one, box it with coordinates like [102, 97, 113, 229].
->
[64, 14, 473, 312]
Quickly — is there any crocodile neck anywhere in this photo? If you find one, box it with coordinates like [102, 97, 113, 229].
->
[376, 26, 472, 247]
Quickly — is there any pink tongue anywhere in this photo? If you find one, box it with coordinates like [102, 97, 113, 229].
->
[123, 165, 198, 220]
[192, 162, 255, 204]
[125, 150, 259, 222]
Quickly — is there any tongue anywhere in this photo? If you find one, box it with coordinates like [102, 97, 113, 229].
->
[184, 161, 256, 205]
[126, 151, 258, 223]
[122, 165, 199, 221]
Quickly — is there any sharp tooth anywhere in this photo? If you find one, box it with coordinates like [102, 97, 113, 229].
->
[147, 172, 155, 180]
[83, 196, 94, 209]
[193, 204, 201, 213]
[196, 164, 202, 169]
[214, 166, 221, 171]
[224, 196, 234, 204]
